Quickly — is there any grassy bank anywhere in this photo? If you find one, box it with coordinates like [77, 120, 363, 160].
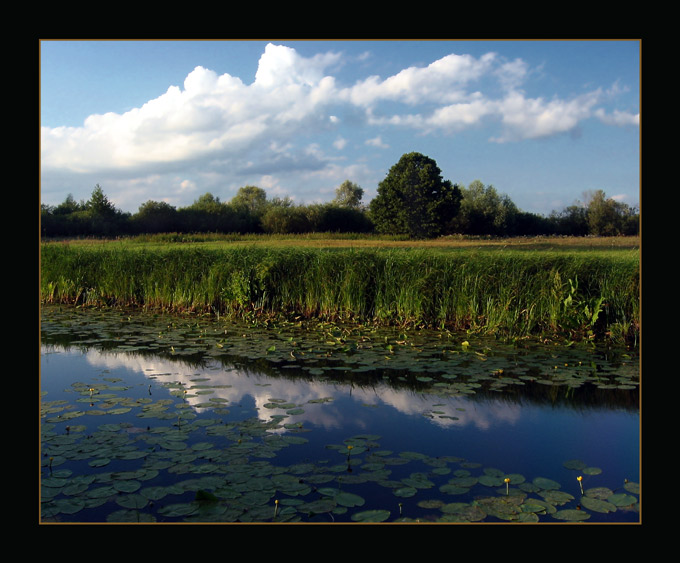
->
[40, 236, 640, 343]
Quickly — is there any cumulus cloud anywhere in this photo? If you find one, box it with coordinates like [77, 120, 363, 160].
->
[365, 136, 389, 148]
[41, 43, 638, 210]
[42, 44, 342, 176]
[490, 89, 603, 143]
[342, 52, 496, 108]
[594, 108, 640, 126]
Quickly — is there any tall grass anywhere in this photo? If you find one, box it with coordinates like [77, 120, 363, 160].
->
[40, 241, 639, 343]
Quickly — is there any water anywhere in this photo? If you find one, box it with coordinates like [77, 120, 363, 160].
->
[40, 306, 640, 524]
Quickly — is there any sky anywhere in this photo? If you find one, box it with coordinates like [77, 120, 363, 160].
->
[40, 39, 640, 216]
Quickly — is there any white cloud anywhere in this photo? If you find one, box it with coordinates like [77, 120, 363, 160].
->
[365, 136, 389, 148]
[41, 44, 342, 177]
[594, 108, 640, 126]
[342, 52, 496, 107]
[41, 43, 639, 211]
[490, 89, 603, 143]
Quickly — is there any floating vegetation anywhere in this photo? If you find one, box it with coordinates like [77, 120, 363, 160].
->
[40, 242, 639, 344]
[40, 306, 640, 524]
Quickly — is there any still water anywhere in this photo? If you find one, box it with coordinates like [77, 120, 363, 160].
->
[40, 307, 640, 524]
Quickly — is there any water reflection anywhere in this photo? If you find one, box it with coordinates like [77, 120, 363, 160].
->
[40, 307, 640, 523]
[43, 344, 526, 433]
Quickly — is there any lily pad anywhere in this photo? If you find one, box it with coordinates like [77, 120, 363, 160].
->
[351, 509, 391, 523]
[552, 509, 590, 521]
[582, 466, 602, 476]
[563, 459, 587, 470]
[335, 492, 365, 508]
[580, 496, 616, 513]
[54, 498, 86, 515]
[584, 487, 613, 499]
[533, 477, 561, 490]
[623, 481, 640, 495]
[115, 494, 149, 510]
[607, 493, 637, 507]
[113, 480, 142, 493]
[394, 486, 418, 498]
[439, 503, 486, 522]
[107, 509, 156, 522]
[539, 490, 574, 506]
[439, 484, 470, 495]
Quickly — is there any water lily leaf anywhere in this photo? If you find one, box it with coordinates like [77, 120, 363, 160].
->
[623, 481, 640, 495]
[335, 492, 365, 508]
[418, 499, 445, 509]
[140, 486, 172, 501]
[191, 442, 215, 451]
[552, 509, 590, 521]
[583, 466, 602, 476]
[86, 486, 117, 499]
[478, 474, 504, 487]
[113, 480, 141, 493]
[115, 493, 148, 509]
[54, 498, 86, 515]
[580, 496, 616, 513]
[504, 473, 526, 485]
[440, 503, 486, 522]
[584, 487, 614, 500]
[518, 512, 540, 522]
[607, 493, 637, 507]
[351, 509, 391, 522]
[298, 498, 336, 514]
[88, 458, 111, 467]
[158, 503, 200, 518]
[476, 496, 524, 521]
[440, 502, 470, 514]
[42, 476, 69, 488]
[521, 502, 548, 514]
[394, 486, 418, 498]
[539, 490, 574, 506]
[563, 459, 587, 470]
[107, 509, 156, 523]
[449, 476, 478, 488]
[523, 498, 556, 514]
[195, 489, 219, 502]
[533, 477, 561, 490]
[63, 482, 90, 496]
[439, 484, 470, 495]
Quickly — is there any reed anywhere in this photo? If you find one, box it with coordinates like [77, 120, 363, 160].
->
[40, 241, 639, 343]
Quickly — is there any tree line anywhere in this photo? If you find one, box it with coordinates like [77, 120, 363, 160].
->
[40, 152, 639, 239]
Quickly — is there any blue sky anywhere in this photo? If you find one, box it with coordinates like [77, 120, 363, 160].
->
[40, 39, 640, 216]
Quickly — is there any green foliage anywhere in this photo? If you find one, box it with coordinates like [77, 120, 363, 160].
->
[132, 201, 179, 234]
[40, 171, 638, 239]
[230, 186, 268, 230]
[333, 180, 364, 209]
[585, 189, 638, 236]
[40, 242, 639, 343]
[87, 184, 117, 217]
[369, 152, 462, 238]
[260, 198, 313, 234]
[453, 180, 519, 236]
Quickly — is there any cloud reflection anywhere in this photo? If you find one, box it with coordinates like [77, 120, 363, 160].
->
[80, 347, 522, 433]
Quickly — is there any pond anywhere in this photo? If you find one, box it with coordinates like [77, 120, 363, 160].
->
[40, 306, 640, 524]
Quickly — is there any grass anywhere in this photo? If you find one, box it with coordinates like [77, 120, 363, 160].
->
[40, 234, 640, 344]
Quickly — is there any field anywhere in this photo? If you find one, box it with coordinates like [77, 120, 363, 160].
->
[40, 234, 640, 344]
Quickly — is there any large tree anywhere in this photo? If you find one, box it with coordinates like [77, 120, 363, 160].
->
[332, 180, 364, 209]
[454, 180, 520, 236]
[369, 152, 461, 238]
[231, 185, 268, 216]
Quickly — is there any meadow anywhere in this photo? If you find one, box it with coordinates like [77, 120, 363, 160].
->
[40, 234, 640, 344]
